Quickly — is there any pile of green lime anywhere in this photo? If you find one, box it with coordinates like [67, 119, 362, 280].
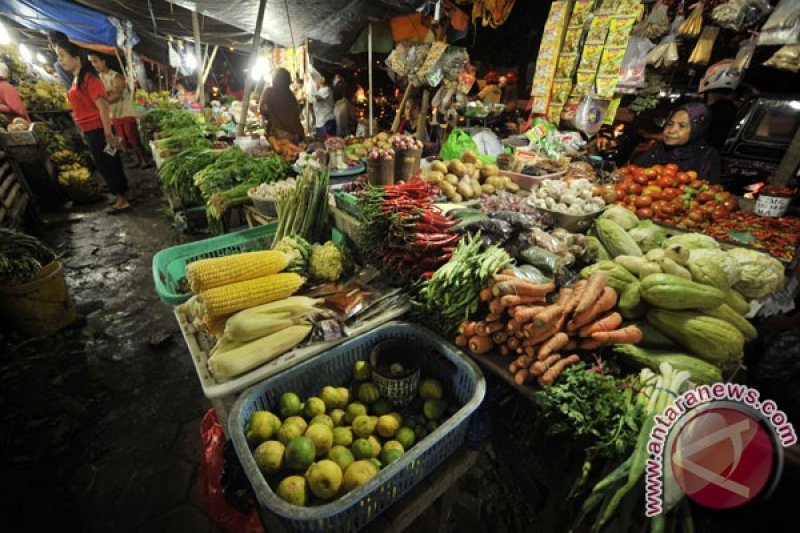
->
[244, 361, 455, 506]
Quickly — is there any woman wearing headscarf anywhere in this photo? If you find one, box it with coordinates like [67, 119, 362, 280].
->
[259, 68, 304, 142]
[632, 102, 721, 183]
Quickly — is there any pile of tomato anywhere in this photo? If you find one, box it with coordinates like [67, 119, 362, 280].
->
[596, 163, 739, 229]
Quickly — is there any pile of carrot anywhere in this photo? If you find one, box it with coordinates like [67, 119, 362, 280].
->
[454, 270, 642, 387]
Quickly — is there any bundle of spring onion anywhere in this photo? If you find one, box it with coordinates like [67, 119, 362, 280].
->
[158, 147, 221, 206]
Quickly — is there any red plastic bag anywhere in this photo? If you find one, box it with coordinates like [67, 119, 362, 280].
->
[198, 409, 264, 533]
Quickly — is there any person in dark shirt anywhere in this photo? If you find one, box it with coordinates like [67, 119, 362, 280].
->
[47, 30, 74, 90]
[633, 102, 721, 183]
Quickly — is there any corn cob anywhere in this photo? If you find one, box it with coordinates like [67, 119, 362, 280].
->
[202, 272, 305, 317]
[209, 323, 313, 378]
[186, 251, 289, 292]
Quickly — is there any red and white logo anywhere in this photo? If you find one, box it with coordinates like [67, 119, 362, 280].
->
[670, 406, 776, 510]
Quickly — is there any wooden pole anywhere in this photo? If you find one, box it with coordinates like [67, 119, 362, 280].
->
[770, 127, 800, 187]
[202, 45, 219, 91]
[417, 89, 429, 142]
[237, 0, 269, 137]
[368, 22, 373, 136]
[191, 10, 205, 106]
[392, 83, 413, 133]
[304, 40, 311, 135]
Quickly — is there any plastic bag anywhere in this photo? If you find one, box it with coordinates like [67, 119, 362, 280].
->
[758, 0, 800, 45]
[712, 0, 771, 30]
[440, 128, 494, 162]
[764, 44, 800, 72]
[731, 39, 757, 71]
[618, 37, 655, 89]
[506, 264, 553, 284]
[198, 410, 263, 533]
[633, 2, 671, 39]
[471, 129, 505, 157]
[520, 246, 564, 275]
[647, 16, 683, 68]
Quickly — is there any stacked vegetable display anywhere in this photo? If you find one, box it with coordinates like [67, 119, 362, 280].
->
[456, 270, 642, 386]
[272, 165, 329, 244]
[420, 151, 519, 203]
[359, 178, 460, 281]
[18, 79, 70, 112]
[158, 147, 221, 208]
[606, 163, 739, 229]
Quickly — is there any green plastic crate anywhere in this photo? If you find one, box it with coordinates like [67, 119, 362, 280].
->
[333, 190, 362, 219]
[152, 223, 277, 305]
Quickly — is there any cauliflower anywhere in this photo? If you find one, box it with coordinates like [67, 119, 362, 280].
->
[309, 241, 350, 281]
[272, 235, 310, 274]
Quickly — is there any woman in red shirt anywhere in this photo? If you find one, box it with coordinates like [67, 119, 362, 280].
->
[55, 41, 130, 212]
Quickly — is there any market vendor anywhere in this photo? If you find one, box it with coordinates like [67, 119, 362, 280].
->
[0, 63, 30, 123]
[258, 68, 304, 142]
[631, 102, 721, 183]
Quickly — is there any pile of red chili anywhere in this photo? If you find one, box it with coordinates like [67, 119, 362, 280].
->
[703, 211, 800, 262]
[378, 179, 460, 280]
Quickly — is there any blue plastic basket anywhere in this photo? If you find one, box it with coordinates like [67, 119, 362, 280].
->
[151, 223, 277, 305]
[229, 322, 486, 532]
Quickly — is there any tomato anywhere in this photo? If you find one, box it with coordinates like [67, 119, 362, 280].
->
[634, 174, 649, 186]
[642, 168, 658, 180]
[636, 207, 654, 219]
[723, 197, 739, 211]
[615, 186, 627, 199]
[677, 172, 691, 185]
[643, 184, 662, 196]
[657, 176, 672, 189]
[634, 195, 653, 208]
[652, 164, 664, 175]
[690, 180, 704, 189]
[686, 170, 698, 180]
[662, 187, 680, 199]
[651, 199, 668, 213]
[665, 163, 679, 173]
[600, 185, 619, 204]
[713, 206, 730, 220]
[627, 183, 643, 195]
[697, 192, 713, 203]
[688, 209, 705, 222]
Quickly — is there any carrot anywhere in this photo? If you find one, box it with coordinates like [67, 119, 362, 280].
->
[568, 288, 618, 332]
[485, 313, 501, 323]
[578, 338, 604, 350]
[468, 335, 494, 354]
[508, 361, 518, 373]
[507, 336, 520, 350]
[591, 325, 643, 344]
[513, 330, 526, 339]
[500, 268, 520, 277]
[500, 294, 546, 308]
[565, 339, 578, 351]
[563, 280, 587, 315]
[509, 355, 528, 373]
[485, 321, 504, 335]
[538, 354, 582, 386]
[455, 335, 467, 347]
[480, 287, 494, 301]
[524, 346, 536, 357]
[575, 272, 608, 315]
[538, 332, 570, 359]
[529, 354, 562, 377]
[556, 287, 573, 306]
[472, 321, 487, 336]
[515, 368, 532, 385]
[513, 305, 546, 323]
[493, 280, 555, 298]
[527, 324, 560, 346]
[506, 319, 521, 334]
[493, 273, 522, 283]
[500, 345, 509, 356]
[579, 312, 623, 337]
[493, 331, 508, 345]
[489, 298, 506, 316]
[459, 320, 477, 337]
[533, 305, 564, 327]
[516, 346, 524, 354]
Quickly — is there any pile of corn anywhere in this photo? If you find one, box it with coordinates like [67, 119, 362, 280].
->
[184, 250, 319, 379]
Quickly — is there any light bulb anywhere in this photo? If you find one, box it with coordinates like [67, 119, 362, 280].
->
[184, 51, 197, 71]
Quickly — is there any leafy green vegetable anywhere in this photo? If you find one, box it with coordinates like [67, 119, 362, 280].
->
[193, 146, 288, 200]
[0, 229, 56, 283]
[727, 247, 785, 298]
[627, 220, 667, 252]
[158, 147, 221, 206]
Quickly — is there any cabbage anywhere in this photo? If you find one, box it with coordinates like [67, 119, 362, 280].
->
[689, 249, 741, 287]
[599, 205, 639, 230]
[727, 248, 785, 299]
[628, 220, 667, 252]
[662, 233, 720, 250]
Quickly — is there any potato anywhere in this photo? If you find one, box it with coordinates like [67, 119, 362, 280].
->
[472, 182, 483, 196]
[441, 182, 456, 196]
[457, 180, 474, 198]
[445, 173, 459, 185]
[505, 180, 520, 193]
[464, 163, 477, 178]
[461, 150, 478, 164]
[481, 164, 500, 178]
[376, 132, 389, 141]
[431, 160, 448, 174]
[485, 176, 502, 187]
[482, 183, 496, 195]
[447, 160, 467, 176]
[452, 193, 463, 203]
[474, 160, 484, 170]
[363, 139, 374, 148]
[427, 170, 445, 182]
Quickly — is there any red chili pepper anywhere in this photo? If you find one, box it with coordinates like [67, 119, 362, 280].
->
[421, 271, 434, 279]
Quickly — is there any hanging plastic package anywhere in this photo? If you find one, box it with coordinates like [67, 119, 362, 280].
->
[573, 96, 610, 138]
[758, 0, 800, 45]
[764, 44, 800, 72]
[633, 2, 671, 39]
[731, 38, 757, 72]
[712, 0, 772, 31]
[618, 37, 656, 89]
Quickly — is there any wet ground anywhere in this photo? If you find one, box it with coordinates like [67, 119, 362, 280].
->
[2, 166, 800, 533]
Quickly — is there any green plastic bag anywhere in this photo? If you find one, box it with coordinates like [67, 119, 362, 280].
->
[439, 128, 495, 163]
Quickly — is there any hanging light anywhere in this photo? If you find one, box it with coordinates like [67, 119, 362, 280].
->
[19, 44, 32, 63]
[0, 22, 10, 45]
[183, 51, 197, 72]
[36, 52, 47, 64]
[251, 56, 269, 82]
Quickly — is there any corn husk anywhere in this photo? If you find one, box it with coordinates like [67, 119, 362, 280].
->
[678, 3, 704, 38]
[688, 26, 720, 65]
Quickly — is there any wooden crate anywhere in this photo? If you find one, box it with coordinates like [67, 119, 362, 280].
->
[0, 151, 29, 228]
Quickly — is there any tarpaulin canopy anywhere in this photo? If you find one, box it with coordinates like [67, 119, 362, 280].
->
[0, 0, 123, 46]
[165, 0, 426, 49]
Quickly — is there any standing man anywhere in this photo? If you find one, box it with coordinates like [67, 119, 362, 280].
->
[311, 75, 335, 137]
[88, 53, 152, 168]
[47, 31, 74, 90]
